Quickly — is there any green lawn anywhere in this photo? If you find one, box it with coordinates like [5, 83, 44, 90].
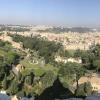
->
[20, 59, 58, 76]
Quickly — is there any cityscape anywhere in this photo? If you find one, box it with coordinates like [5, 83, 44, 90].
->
[0, 0, 100, 100]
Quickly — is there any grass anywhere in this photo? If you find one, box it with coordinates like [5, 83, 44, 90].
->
[0, 49, 7, 56]
[20, 59, 58, 76]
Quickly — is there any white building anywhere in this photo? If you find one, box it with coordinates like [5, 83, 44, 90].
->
[55, 56, 82, 64]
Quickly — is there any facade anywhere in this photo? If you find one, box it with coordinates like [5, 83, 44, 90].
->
[55, 56, 82, 64]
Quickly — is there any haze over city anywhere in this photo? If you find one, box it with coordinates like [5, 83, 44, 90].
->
[0, 0, 100, 27]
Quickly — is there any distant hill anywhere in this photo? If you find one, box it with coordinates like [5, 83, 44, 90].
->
[37, 27, 99, 33]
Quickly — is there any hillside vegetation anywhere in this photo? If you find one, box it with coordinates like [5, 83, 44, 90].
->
[0, 34, 100, 100]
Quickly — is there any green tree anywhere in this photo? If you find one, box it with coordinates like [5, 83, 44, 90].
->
[16, 71, 22, 82]
[75, 83, 86, 97]
[75, 82, 92, 97]
[9, 80, 19, 95]
[6, 51, 19, 65]
[73, 64, 86, 90]
[0, 62, 6, 79]
[33, 71, 56, 95]
[59, 62, 86, 92]
[25, 75, 32, 85]
[41, 71, 56, 88]
[84, 82, 92, 95]
[74, 49, 82, 57]
[93, 59, 100, 72]
[2, 75, 8, 90]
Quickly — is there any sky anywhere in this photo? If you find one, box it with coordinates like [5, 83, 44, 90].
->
[0, 0, 100, 27]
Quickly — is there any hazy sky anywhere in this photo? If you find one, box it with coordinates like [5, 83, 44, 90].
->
[0, 0, 100, 27]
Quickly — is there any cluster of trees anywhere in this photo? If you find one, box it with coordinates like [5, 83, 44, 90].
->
[0, 41, 20, 94]
[58, 62, 89, 94]
[0, 40, 61, 99]
[0, 40, 93, 99]
[75, 82, 92, 97]
[1, 34, 100, 99]
[73, 44, 100, 72]
[0, 41, 10, 47]
[0, 61, 92, 99]
[9, 34, 24, 43]
[12, 35, 62, 63]
[0, 67, 57, 99]
[59, 44, 100, 73]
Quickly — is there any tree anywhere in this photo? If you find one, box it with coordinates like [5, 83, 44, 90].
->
[41, 71, 56, 88]
[93, 59, 100, 72]
[0, 62, 6, 79]
[0, 41, 5, 47]
[84, 82, 92, 95]
[74, 49, 82, 57]
[25, 75, 32, 85]
[73, 63, 86, 90]
[75, 82, 92, 97]
[6, 51, 19, 65]
[75, 83, 86, 97]
[59, 62, 86, 93]
[2, 75, 8, 90]
[58, 49, 71, 58]
[16, 71, 22, 82]
[9, 80, 19, 95]
[59, 63, 76, 86]
[33, 71, 56, 95]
